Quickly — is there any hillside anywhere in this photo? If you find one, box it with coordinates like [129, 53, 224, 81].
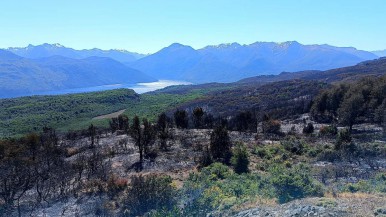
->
[2, 57, 386, 136]
[0, 89, 139, 137]
[238, 57, 386, 84]
[372, 50, 386, 57]
[1, 58, 386, 217]
[0, 51, 155, 98]
[131, 41, 377, 83]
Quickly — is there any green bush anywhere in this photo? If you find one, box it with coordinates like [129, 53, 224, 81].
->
[374, 173, 386, 193]
[199, 162, 231, 181]
[270, 164, 324, 203]
[149, 207, 182, 217]
[343, 180, 371, 193]
[182, 163, 274, 215]
[281, 137, 308, 155]
[319, 125, 338, 137]
[122, 174, 176, 216]
[343, 173, 386, 194]
[253, 147, 272, 159]
[231, 143, 250, 174]
[335, 129, 352, 150]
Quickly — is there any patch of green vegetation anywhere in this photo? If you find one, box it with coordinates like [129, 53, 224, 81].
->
[269, 164, 324, 203]
[123, 91, 204, 121]
[0, 89, 139, 137]
[182, 163, 275, 214]
[179, 161, 324, 214]
[342, 172, 386, 193]
[316, 198, 338, 208]
[0, 87, 207, 137]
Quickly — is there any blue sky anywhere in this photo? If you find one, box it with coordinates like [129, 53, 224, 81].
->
[1, 0, 385, 53]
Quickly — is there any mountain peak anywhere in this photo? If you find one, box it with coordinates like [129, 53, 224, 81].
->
[40, 43, 65, 48]
[162, 43, 195, 52]
[168, 43, 190, 48]
[278, 41, 301, 47]
[205, 42, 242, 50]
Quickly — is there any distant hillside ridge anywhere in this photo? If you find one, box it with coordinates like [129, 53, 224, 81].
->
[130, 41, 378, 83]
[238, 57, 386, 84]
[0, 50, 155, 98]
[7, 43, 146, 64]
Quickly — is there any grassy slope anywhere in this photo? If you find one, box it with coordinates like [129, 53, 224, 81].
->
[0, 79, 322, 137]
[0, 87, 211, 137]
[0, 89, 140, 137]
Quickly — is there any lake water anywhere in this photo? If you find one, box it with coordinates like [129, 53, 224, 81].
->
[36, 80, 192, 96]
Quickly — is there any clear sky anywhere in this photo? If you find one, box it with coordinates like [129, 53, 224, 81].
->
[1, 0, 385, 53]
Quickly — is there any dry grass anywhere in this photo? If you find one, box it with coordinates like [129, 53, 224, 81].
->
[232, 197, 277, 212]
[66, 147, 80, 157]
[336, 192, 377, 199]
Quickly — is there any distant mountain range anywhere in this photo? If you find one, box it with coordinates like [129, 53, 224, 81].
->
[0, 50, 155, 98]
[130, 41, 378, 83]
[7, 43, 146, 64]
[372, 50, 386, 57]
[0, 41, 383, 98]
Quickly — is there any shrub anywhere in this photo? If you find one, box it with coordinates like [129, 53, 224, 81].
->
[302, 123, 314, 135]
[122, 175, 176, 216]
[317, 149, 341, 162]
[199, 145, 213, 168]
[253, 147, 271, 159]
[335, 129, 352, 150]
[262, 119, 282, 135]
[343, 180, 371, 193]
[183, 163, 273, 215]
[374, 173, 386, 193]
[200, 163, 231, 181]
[149, 207, 182, 217]
[106, 175, 127, 198]
[281, 137, 307, 155]
[231, 143, 250, 174]
[319, 125, 338, 137]
[270, 164, 324, 203]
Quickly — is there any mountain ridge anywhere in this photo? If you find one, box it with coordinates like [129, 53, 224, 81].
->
[7, 43, 147, 64]
[0, 50, 155, 98]
[130, 41, 378, 83]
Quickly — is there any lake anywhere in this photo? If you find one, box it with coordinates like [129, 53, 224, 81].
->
[35, 80, 192, 96]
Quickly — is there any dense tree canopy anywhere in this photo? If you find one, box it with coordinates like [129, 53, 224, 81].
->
[311, 76, 386, 130]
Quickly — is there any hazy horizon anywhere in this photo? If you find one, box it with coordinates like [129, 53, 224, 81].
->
[1, 0, 386, 53]
[3, 40, 385, 55]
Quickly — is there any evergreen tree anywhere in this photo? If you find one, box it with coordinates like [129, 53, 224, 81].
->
[88, 124, 96, 147]
[174, 109, 189, 129]
[130, 116, 143, 166]
[338, 94, 364, 132]
[231, 143, 249, 174]
[193, 107, 205, 129]
[210, 126, 231, 164]
[157, 113, 173, 151]
[142, 118, 156, 157]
